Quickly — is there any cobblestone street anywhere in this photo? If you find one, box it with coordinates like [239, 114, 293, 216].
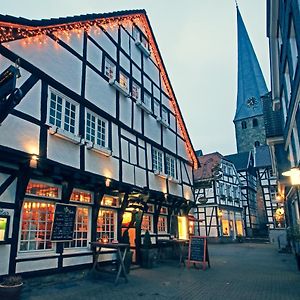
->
[21, 243, 300, 300]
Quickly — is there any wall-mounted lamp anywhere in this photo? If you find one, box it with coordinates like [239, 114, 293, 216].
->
[105, 178, 111, 188]
[29, 154, 38, 168]
[282, 167, 300, 186]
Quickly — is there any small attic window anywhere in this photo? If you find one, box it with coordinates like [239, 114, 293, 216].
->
[241, 121, 247, 129]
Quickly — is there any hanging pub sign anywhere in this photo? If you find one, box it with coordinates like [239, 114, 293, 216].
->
[51, 204, 77, 242]
[187, 236, 210, 271]
[0, 65, 20, 100]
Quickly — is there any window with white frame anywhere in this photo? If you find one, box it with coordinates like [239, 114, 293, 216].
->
[19, 200, 55, 252]
[166, 155, 176, 178]
[162, 107, 169, 125]
[143, 92, 152, 111]
[104, 58, 116, 80]
[49, 90, 78, 134]
[86, 110, 108, 148]
[132, 82, 141, 101]
[154, 99, 160, 117]
[119, 72, 129, 92]
[157, 216, 167, 233]
[64, 189, 92, 249]
[97, 209, 117, 242]
[152, 148, 163, 172]
[141, 214, 153, 232]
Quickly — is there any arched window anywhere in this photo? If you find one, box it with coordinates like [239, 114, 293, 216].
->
[253, 118, 258, 127]
[241, 121, 247, 129]
[254, 141, 260, 147]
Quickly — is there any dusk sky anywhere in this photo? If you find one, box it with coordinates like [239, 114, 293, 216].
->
[1, 0, 270, 156]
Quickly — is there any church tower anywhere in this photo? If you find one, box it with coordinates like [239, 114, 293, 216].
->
[234, 5, 268, 153]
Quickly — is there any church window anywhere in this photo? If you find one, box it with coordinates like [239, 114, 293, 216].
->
[253, 118, 258, 127]
[241, 121, 247, 129]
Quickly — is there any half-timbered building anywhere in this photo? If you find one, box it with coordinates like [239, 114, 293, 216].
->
[0, 10, 198, 277]
[194, 152, 244, 241]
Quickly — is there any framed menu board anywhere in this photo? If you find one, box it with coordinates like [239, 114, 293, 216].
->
[51, 204, 77, 242]
[187, 236, 210, 271]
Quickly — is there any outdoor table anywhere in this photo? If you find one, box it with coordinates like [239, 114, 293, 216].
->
[90, 242, 130, 285]
[157, 239, 188, 266]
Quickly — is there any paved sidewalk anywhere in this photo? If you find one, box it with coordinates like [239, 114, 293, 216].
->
[21, 243, 300, 300]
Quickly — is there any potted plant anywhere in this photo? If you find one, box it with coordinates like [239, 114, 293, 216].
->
[140, 230, 156, 268]
[0, 275, 23, 300]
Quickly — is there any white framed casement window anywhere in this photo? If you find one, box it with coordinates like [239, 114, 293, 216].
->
[154, 99, 160, 118]
[132, 82, 141, 101]
[97, 208, 117, 243]
[64, 189, 93, 250]
[152, 147, 163, 173]
[157, 216, 167, 233]
[166, 155, 176, 178]
[48, 89, 79, 135]
[85, 110, 108, 148]
[141, 214, 153, 233]
[104, 57, 116, 81]
[119, 72, 129, 93]
[160, 107, 169, 127]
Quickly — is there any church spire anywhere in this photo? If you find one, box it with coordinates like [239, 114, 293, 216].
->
[234, 6, 268, 122]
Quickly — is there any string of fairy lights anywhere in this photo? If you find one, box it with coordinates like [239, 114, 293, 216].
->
[0, 13, 198, 169]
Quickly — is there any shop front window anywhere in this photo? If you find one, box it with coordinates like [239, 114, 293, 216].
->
[19, 201, 55, 252]
[64, 207, 89, 248]
[26, 181, 60, 199]
[97, 209, 117, 242]
[141, 214, 153, 232]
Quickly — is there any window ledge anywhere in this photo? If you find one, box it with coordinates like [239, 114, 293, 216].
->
[85, 141, 112, 157]
[168, 176, 179, 183]
[154, 170, 168, 179]
[135, 40, 151, 57]
[136, 100, 152, 114]
[63, 248, 92, 255]
[49, 125, 83, 145]
[17, 250, 58, 260]
[158, 118, 169, 128]
[109, 79, 130, 97]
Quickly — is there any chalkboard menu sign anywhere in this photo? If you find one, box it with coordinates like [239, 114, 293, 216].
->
[187, 236, 210, 270]
[51, 204, 77, 242]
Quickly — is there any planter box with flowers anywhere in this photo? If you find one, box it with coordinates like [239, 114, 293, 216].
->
[0, 275, 23, 300]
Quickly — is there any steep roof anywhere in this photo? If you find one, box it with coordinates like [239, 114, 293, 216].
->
[254, 145, 272, 168]
[0, 10, 198, 169]
[194, 152, 223, 181]
[224, 151, 251, 171]
[234, 6, 268, 122]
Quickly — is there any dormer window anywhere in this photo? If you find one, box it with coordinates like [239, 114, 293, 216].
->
[104, 58, 116, 81]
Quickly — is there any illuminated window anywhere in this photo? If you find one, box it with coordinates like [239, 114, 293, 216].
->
[104, 58, 116, 80]
[119, 72, 129, 92]
[157, 216, 167, 233]
[160, 207, 168, 215]
[97, 209, 117, 242]
[49, 90, 78, 135]
[86, 110, 108, 148]
[19, 201, 55, 252]
[141, 214, 153, 232]
[147, 204, 154, 213]
[70, 189, 93, 203]
[132, 82, 140, 101]
[64, 207, 89, 248]
[152, 148, 163, 172]
[0, 216, 9, 242]
[101, 195, 119, 207]
[166, 155, 176, 178]
[26, 181, 60, 199]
